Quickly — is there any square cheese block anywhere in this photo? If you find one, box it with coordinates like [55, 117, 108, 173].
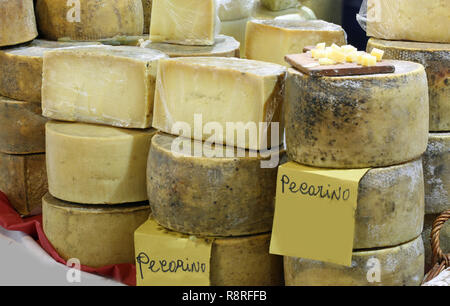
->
[150, 0, 217, 46]
[245, 20, 346, 66]
[152, 57, 286, 151]
[366, 0, 450, 43]
[42, 45, 167, 129]
[0, 0, 37, 47]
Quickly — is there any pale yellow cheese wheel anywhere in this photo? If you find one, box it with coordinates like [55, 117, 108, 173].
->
[0, 0, 37, 47]
[43, 193, 150, 268]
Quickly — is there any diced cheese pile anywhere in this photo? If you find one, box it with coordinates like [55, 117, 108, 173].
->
[310, 43, 384, 66]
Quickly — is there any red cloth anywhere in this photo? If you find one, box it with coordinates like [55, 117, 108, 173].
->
[0, 191, 136, 286]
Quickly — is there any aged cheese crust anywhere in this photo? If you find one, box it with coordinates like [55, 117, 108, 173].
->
[422, 214, 450, 272]
[285, 61, 429, 168]
[46, 121, 157, 204]
[0, 153, 47, 216]
[147, 133, 283, 236]
[367, 39, 450, 132]
[245, 20, 346, 66]
[0, 40, 100, 103]
[285, 236, 425, 286]
[0, 97, 47, 155]
[142, 35, 240, 58]
[35, 0, 144, 41]
[43, 193, 150, 268]
[423, 133, 450, 214]
[142, 0, 152, 34]
[0, 0, 37, 47]
[354, 159, 424, 249]
[42, 45, 167, 129]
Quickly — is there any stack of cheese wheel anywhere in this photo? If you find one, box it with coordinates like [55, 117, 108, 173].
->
[364, 0, 450, 273]
[148, 53, 288, 284]
[284, 55, 429, 284]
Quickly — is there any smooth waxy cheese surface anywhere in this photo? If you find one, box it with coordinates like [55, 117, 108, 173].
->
[0, 0, 37, 47]
[152, 57, 286, 150]
[218, 0, 254, 21]
[354, 159, 424, 249]
[0, 40, 100, 103]
[0, 153, 47, 216]
[365, 0, 450, 43]
[150, 0, 217, 46]
[43, 193, 150, 268]
[423, 133, 450, 214]
[245, 20, 346, 66]
[142, 0, 152, 34]
[42, 45, 167, 129]
[285, 236, 424, 286]
[367, 39, 450, 132]
[0, 97, 47, 155]
[36, 0, 144, 41]
[147, 133, 283, 236]
[422, 214, 450, 272]
[141, 35, 240, 58]
[285, 61, 429, 168]
[46, 121, 157, 204]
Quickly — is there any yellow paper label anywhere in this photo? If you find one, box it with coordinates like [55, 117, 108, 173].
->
[135, 218, 213, 286]
[269, 162, 370, 266]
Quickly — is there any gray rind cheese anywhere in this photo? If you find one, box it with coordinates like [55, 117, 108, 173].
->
[423, 133, 450, 214]
[285, 61, 429, 168]
[0, 0, 38, 47]
[422, 214, 450, 273]
[367, 38, 450, 132]
[43, 193, 151, 268]
[354, 159, 424, 249]
[284, 236, 425, 286]
[147, 133, 283, 236]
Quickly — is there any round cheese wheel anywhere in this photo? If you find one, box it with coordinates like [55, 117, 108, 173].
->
[422, 214, 450, 273]
[0, 0, 38, 47]
[141, 35, 240, 58]
[354, 158, 424, 249]
[367, 38, 450, 132]
[0, 40, 100, 103]
[285, 61, 429, 168]
[43, 193, 150, 268]
[0, 97, 47, 155]
[285, 236, 425, 286]
[35, 0, 144, 41]
[218, 0, 254, 21]
[147, 133, 283, 237]
[423, 133, 450, 214]
[46, 121, 157, 204]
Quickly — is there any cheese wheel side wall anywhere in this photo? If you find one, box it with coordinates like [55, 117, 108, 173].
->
[285, 62, 429, 168]
[0, 0, 38, 47]
[0, 97, 47, 154]
[36, 0, 144, 40]
[284, 236, 425, 286]
[147, 134, 281, 236]
[43, 194, 151, 268]
[367, 39, 450, 132]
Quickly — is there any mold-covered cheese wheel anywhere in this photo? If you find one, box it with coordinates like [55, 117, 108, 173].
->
[0, 0, 38, 47]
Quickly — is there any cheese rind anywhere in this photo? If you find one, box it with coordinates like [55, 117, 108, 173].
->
[141, 35, 240, 58]
[152, 57, 286, 150]
[285, 61, 429, 168]
[218, 0, 254, 21]
[0, 97, 47, 155]
[142, 0, 152, 34]
[0, 40, 100, 103]
[422, 214, 450, 272]
[367, 38, 450, 132]
[35, 0, 144, 40]
[354, 159, 424, 249]
[150, 0, 217, 46]
[260, 0, 299, 11]
[0, 153, 47, 216]
[43, 193, 150, 268]
[245, 20, 346, 66]
[365, 0, 450, 43]
[0, 0, 37, 47]
[42, 45, 167, 129]
[46, 121, 157, 204]
[147, 133, 283, 236]
[423, 133, 450, 214]
[285, 236, 425, 286]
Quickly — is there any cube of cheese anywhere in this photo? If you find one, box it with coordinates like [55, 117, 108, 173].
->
[152, 57, 286, 150]
[370, 48, 384, 61]
[245, 20, 346, 66]
[42, 45, 167, 129]
[341, 45, 357, 53]
[361, 54, 377, 67]
[315, 42, 326, 50]
[319, 58, 336, 65]
[150, 0, 217, 46]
